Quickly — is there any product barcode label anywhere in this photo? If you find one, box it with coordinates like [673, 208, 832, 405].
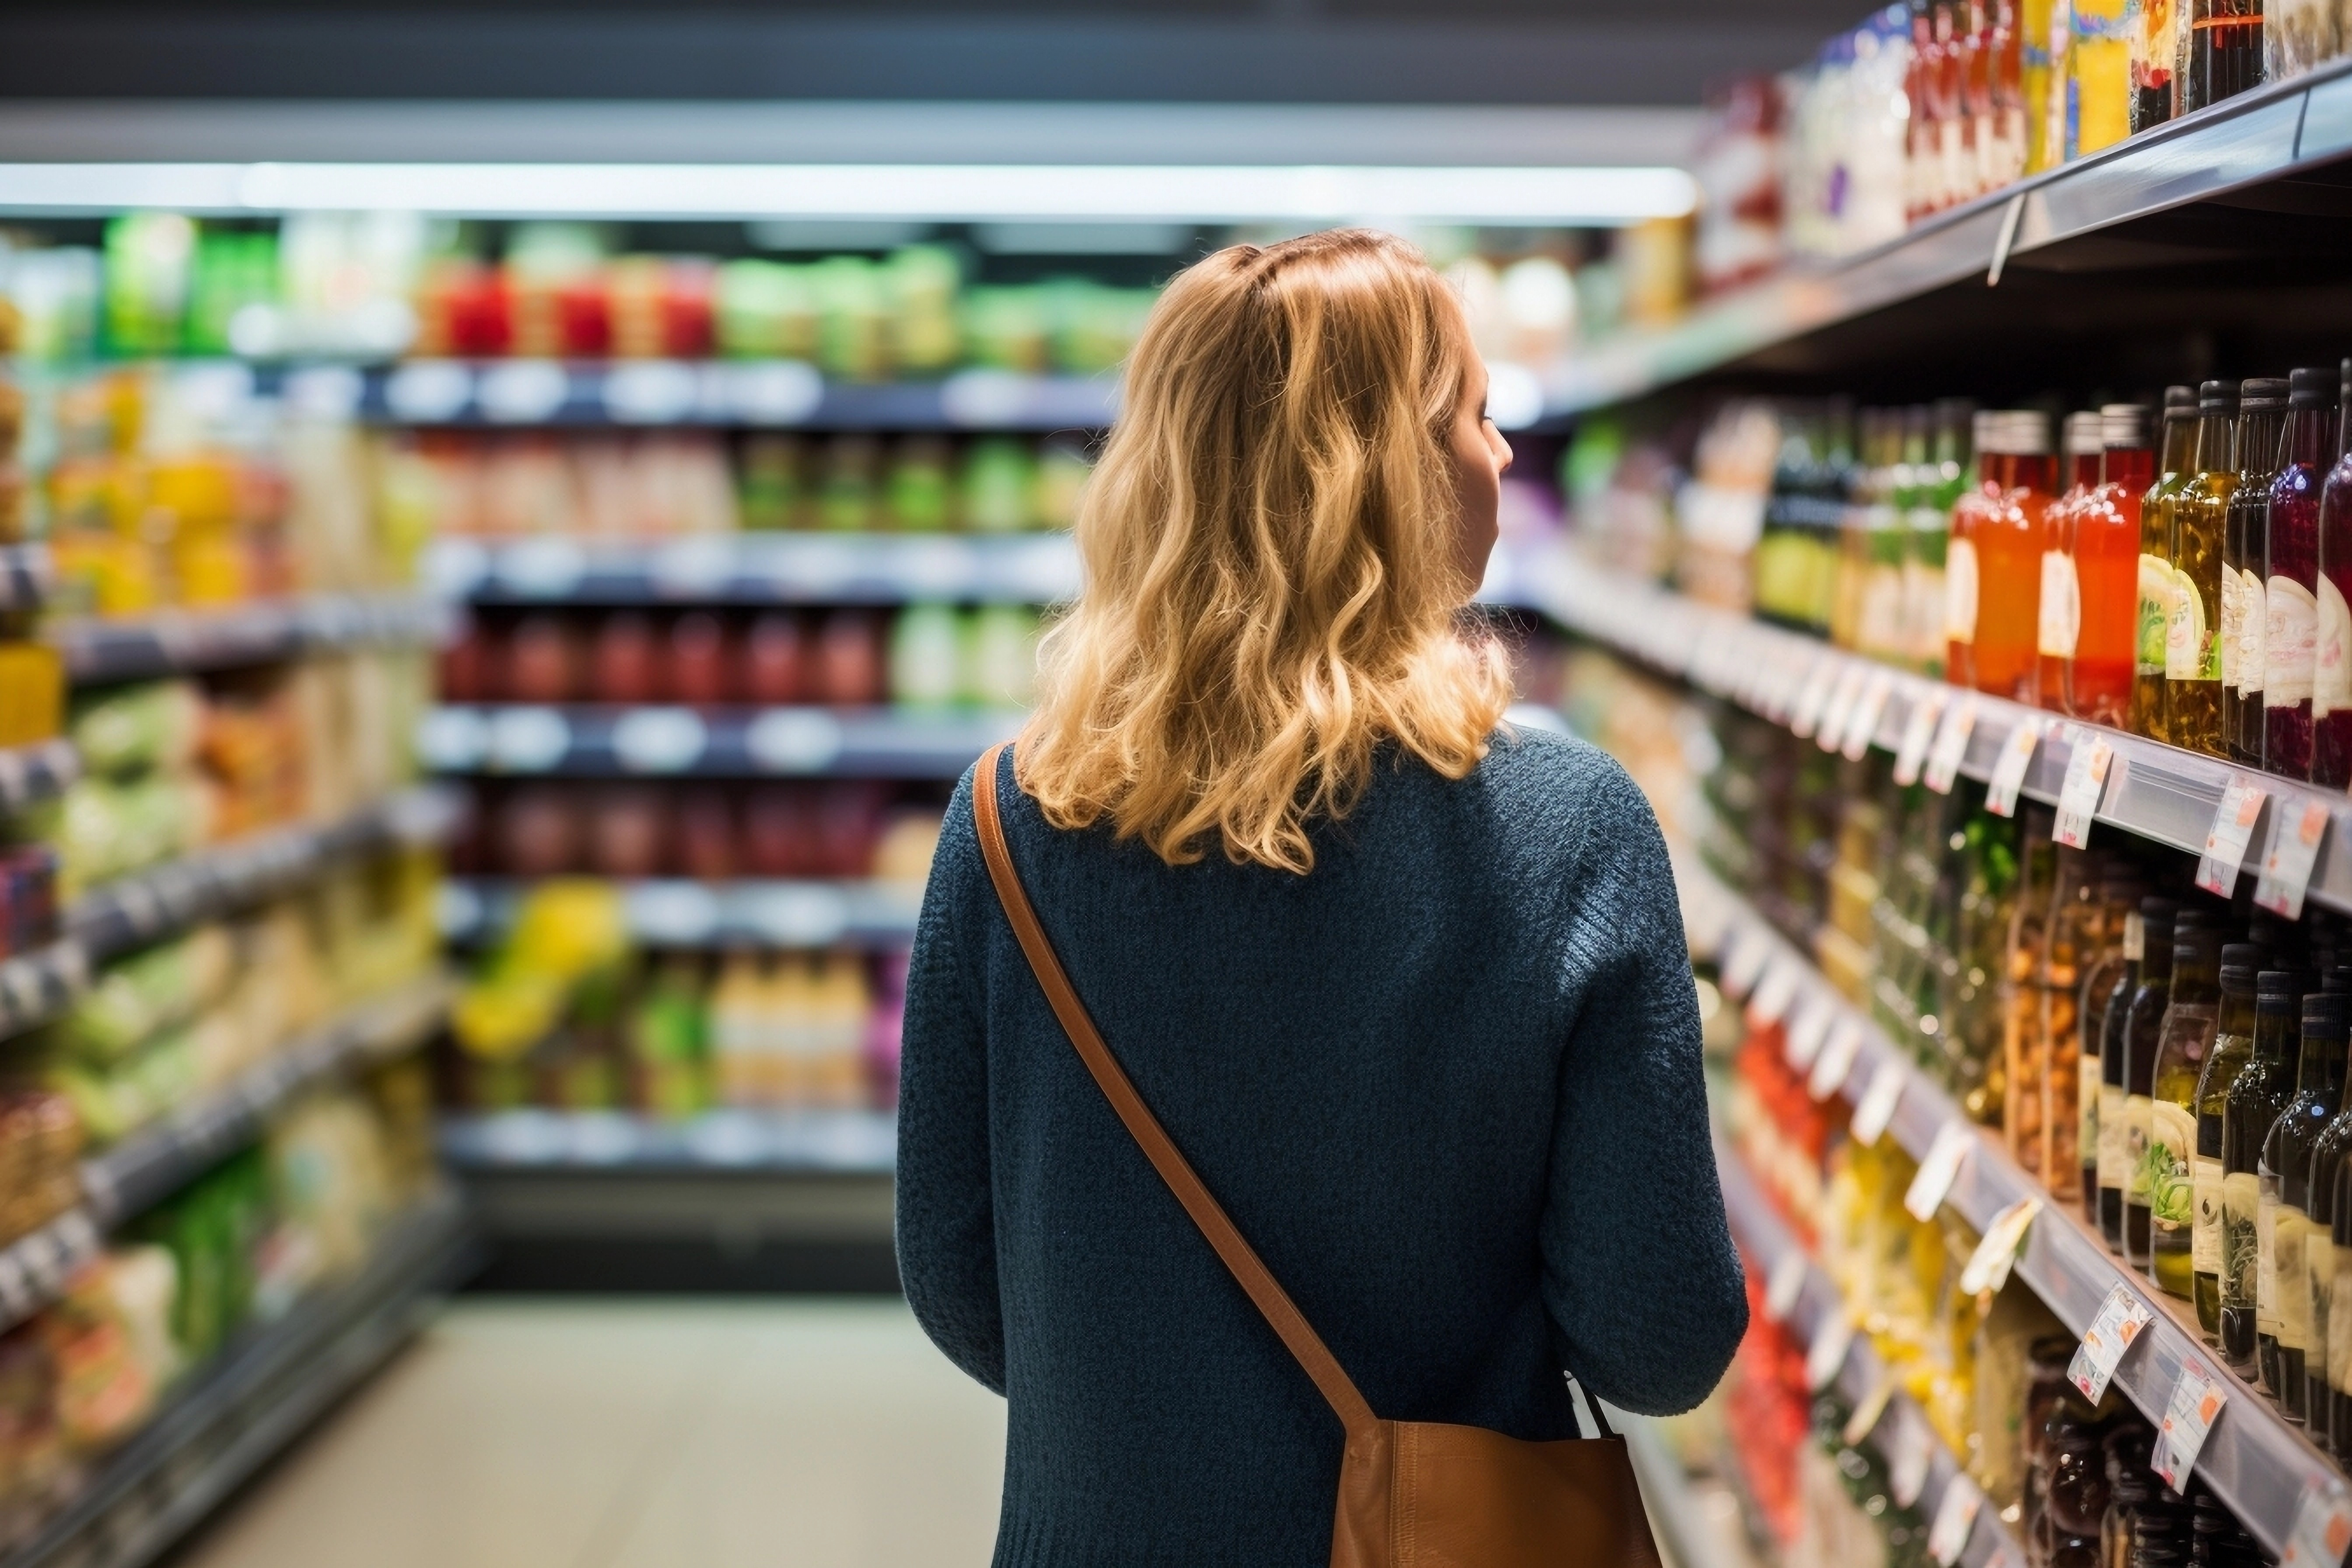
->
[1809, 1018, 1866, 1102]
[2255, 796, 2333, 920]
[1984, 717, 2044, 818]
[1817, 664, 1870, 752]
[1843, 670, 1898, 760]
[1928, 1477, 1983, 1568]
[1888, 1414, 1936, 1508]
[1764, 1251, 1808, 1323]
[2052, 734, 2114, 849]
[2281, 1478, 2352, 1568]
[1747, 955, 1802, 1028]
[2068, 1283, 2156, 1403]
[1790, 657, 1841, 737]
[1956, 1196, 2042, 1297]
[1842, 1371, 1898, 1446]
[2196, 779, 2270, 896]
[1805, 1315, 1854, 1392]
[1785, 995, 1835, 1071]
[2151, 1354, 2227, 1491]
[1893, 687, 1949, 787]
[1904, 1121, 1974, 1221]
[1851, 1062, 1906, 1147]
[1923, 694, 1980, 794]
[1720, 926, 1772, 1000]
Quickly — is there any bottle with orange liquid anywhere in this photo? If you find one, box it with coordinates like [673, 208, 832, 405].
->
[2167, 381, 2241, 757]
[2134, 386, 2199, 742]
[2038, 411, 2105, 710]
[2068, 405, 2154, 728]
[1966, 410, 2055, 704]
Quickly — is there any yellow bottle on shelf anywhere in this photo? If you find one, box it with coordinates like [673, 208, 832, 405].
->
[2068, 0, 2134, 156]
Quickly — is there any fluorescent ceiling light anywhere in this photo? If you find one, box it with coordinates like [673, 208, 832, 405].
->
[0, 162, 1698, 224]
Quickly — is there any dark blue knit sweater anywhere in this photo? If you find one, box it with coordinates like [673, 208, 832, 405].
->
[896, 730, 1746, 1566]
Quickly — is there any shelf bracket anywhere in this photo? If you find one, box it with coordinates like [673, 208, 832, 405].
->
[1987, 193, 2026, 287]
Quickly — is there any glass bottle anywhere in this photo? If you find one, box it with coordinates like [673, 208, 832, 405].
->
[2169, 382, 2241, 757]
[2043, 412, 2106, 710]
[2131, 0, 2183, 128]
[1913, 402, 1974, 675]
[2307, 999, 2352, 1446]
[2224, 969, 2307, 1380]
[2184, 0, 2265, 109]
[2136, 388, 2199, 742]
[2081, 864, 2147, 1219]
[2103, 903, 2161, 1249]
[2223, 378, 2289, 768]
[2264, 367, 2336, 780]
[2197, 945, 2264, 1339]
[2332, 1124, 2352, 1457]
[2262, 987, 2348, 1415]
[1949, 411, 1996, 688]
[1858, 412, 1913, 663]
[2072, 406, 2154, 728]
[2153, 921, 2224, 1297]
[2123, 901, 2181, 1270]
[2042, 846, 2107, 1199]
[2311, 360, 2352, 786]
[1974, 410, 2057, 704]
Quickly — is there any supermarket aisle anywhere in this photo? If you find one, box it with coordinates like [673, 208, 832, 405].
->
[171, 1298, 1007, 1568]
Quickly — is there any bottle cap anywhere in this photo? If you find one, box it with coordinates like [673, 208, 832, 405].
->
[2291, 366, 2335, 410]
[2101, 404, 2152, 449]
[2304, 988, 2349, 1035]
[2221, 942, 2264, 992]
[2240, 376, 2290, 411]
[2065, 410, 2106, 456]
[2260, 969, 2310, 1011]
[2165, 384, 2198, 415]
[1980, 409, 2052, 455]
[2200, 380, 2241, 415]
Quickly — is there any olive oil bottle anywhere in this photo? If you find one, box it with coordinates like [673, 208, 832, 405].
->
[2198, 947, 2264, 1337]
[2123, 902, 2183, 1270]
[2152, 923, 2224, 1297]
[2081, 865, 2147, 1223]
[2169, 382, 2242, 756]
[2104, 900, 2167, 1250]
[2261, 988, 2348, 1417]
[2225, 970, 2306, 1381]
[2135, 387, 2199, 742]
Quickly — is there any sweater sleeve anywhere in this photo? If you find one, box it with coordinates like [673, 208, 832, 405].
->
[894, 766, 1008, 1395]
[1538, 755, 1747, 1417]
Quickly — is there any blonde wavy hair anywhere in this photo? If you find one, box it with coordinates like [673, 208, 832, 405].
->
[1016, 228, 1515, 873]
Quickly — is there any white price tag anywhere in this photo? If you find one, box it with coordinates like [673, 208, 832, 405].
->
[1810, 1017, 1866, 1102]
[1888, 1414, 1936, 1508]
[1785, 996, 1835, 1071]
[1924, 694, 1979, 794]
[1791, 656, 1841, 738]
[1764, 1251, 1809, 1323]
[1817, 664, 1870, 752]
[1984, 718, 2044, 818]
[1905, 1121, 1974, 1221]
[1721, 927, 1772, 1000]
[1805, 1314, 1854, 1392]
[2281, 1478, 2352, 1568]
[2068, 1282, 2157, 1403]
[1747, 956, 1802, 1027]
[1851, 1062, 1906, 1147]
[2256, 796, 2334, 920]
[2151, 1354, 2227, 1491]
[1957, 1196, 2042, 1296]
[1842, 1371, 1898, 1446]
[1894, 687, 1949, 787]
[1843, 670, 1897, 760]
[2052, 735, 2114, 849]
[2197, 779, 2270, 896]
[1928, 1476, 1983, 1567]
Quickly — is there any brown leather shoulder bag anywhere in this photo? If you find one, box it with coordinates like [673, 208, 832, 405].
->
[970, 743, 1666, 1568]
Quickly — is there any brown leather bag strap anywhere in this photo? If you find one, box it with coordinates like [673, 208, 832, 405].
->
[970, 742, 1380, 1442]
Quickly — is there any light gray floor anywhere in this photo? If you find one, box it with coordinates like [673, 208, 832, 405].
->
[175, 1298, 1008, 1568]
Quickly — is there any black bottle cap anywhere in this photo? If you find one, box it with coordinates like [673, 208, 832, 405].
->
[2201, 380, 2242, 414]
[2305, 989, 2349, 1036]
[2174, 923, 2220, 965]
[2142, 895, 2181, 921]
[2328, 962, 2352, 994]
[2221, 942, 2264, 992]
[2166, 384, 2198, 413]
[2240, 376, 2290, 411]
[2292, 366, 2335, 409]
[2261, 970, 2311, 1012]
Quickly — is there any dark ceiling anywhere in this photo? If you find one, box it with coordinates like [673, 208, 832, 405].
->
[0, 2, 1868, 106]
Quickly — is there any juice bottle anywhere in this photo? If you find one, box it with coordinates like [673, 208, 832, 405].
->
[2135, 387, 2199, 741]
[2133, 0, 2183, 126]
[2169, 382, 2240, 757]
[1948, 417, 1993, 689]
[2264, 367, 2336, 780]
[2152, 921, 2224, 1298]
[2069, 405, 2153, 726]
[2311, 359, 2352, 787]
[1972, 410, 2055, 704]
[2224, 378, 2289, 768]
[2069, 0, 2134, 155]
[2199, 946, 2264, 1337]
[2186, 0, 2266, 109]
[2039, 411, 2105, 711]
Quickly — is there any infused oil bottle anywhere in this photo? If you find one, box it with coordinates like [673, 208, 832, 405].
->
[2100, 904, 2153, 1245]
[2263, 987, 2349, 1419]
[2224, 378, 2289, 766]
[2199, 946, 2264, 1335]
[2122, 902, 2182, 1270]
[2169, 382, 2242, 756]
[2068, 406, 2153, 727]
[1974, 410, 2056, 704]
[2153, 921, 2224, 1297]
[2312, 360, 2352, 786]
[2264, 368, 2337, 779]
[2136, 388, 2200, 741]
[2040, 412, 2105, 710]
[2226, 970, 2307, 1381]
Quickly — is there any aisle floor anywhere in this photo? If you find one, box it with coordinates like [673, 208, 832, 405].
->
[172, 1298, 1008, 1568]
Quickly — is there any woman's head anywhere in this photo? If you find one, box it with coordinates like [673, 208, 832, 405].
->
[1018, 228, 1517, 874]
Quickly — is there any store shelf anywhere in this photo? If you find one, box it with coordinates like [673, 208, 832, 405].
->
[1542, 56, 2352, 416]
[1684, 857, 2348, 1558]
[1621, 1416, 1765, 1568]
[1, 1191, 474, 1568]
[359, 359, 1117, 432]
[438, 1107, 895, 1174]
[1519, 546, 2352, 917]
[1714, 1139, 2021, 1568]
[54, 594, 447, 685]
[421, 531, 1078, 606]
[416, 703, 1018, 780]
[438, 875, 923, 948]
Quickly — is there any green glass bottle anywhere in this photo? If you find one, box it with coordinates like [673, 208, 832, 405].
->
[2169, 382, 2242, 756]
[2098, 906, 2151, 1247]
[2225, 969, 2307, 1381]
[2262, 987, 2349, 1417]
[2123, 901, 2182, 1270]
[2152, 922, 2224, 1297]
[2197, 945, 2265, 1338]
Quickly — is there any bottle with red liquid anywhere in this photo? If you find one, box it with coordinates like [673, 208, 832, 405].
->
[2312, 360, 2352, 786]
[2066, 405, 2154, 728]
[2222, 378, 2289, 767]
[1966, 410, 2054, 704]
[2038, 412, 2106, 711]
[2263, 368, 2336, 779]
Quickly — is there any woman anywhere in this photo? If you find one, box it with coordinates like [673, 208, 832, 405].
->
[896, 228, 1745, 1564]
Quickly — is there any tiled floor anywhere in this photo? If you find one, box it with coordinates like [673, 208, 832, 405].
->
[171, 1298, 1008, 1568]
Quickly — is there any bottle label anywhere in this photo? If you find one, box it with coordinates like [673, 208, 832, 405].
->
[2168, 566, 2217, 681]
[2317, 575, 2352, 717]
[2100, 1083, 2129, 1197]
[2266, 575, 2319, 706]
[2223, 1169, 2261, 1310]
[2149, 1101, 2196, 1230]
[2222, 562, 2243, 686]
[2240, 566, 2268, 694]
[2194, 1152, 2226, 1274]
[2039, 549, 2083, 658]
[2279, 1205, 2312, 1350]
[2261, 1177, 2285, 1338]
[2139, 553, 2177, 675]
[2125, 1092, 2156, 1202]
[1945, 538, 1981, 645]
